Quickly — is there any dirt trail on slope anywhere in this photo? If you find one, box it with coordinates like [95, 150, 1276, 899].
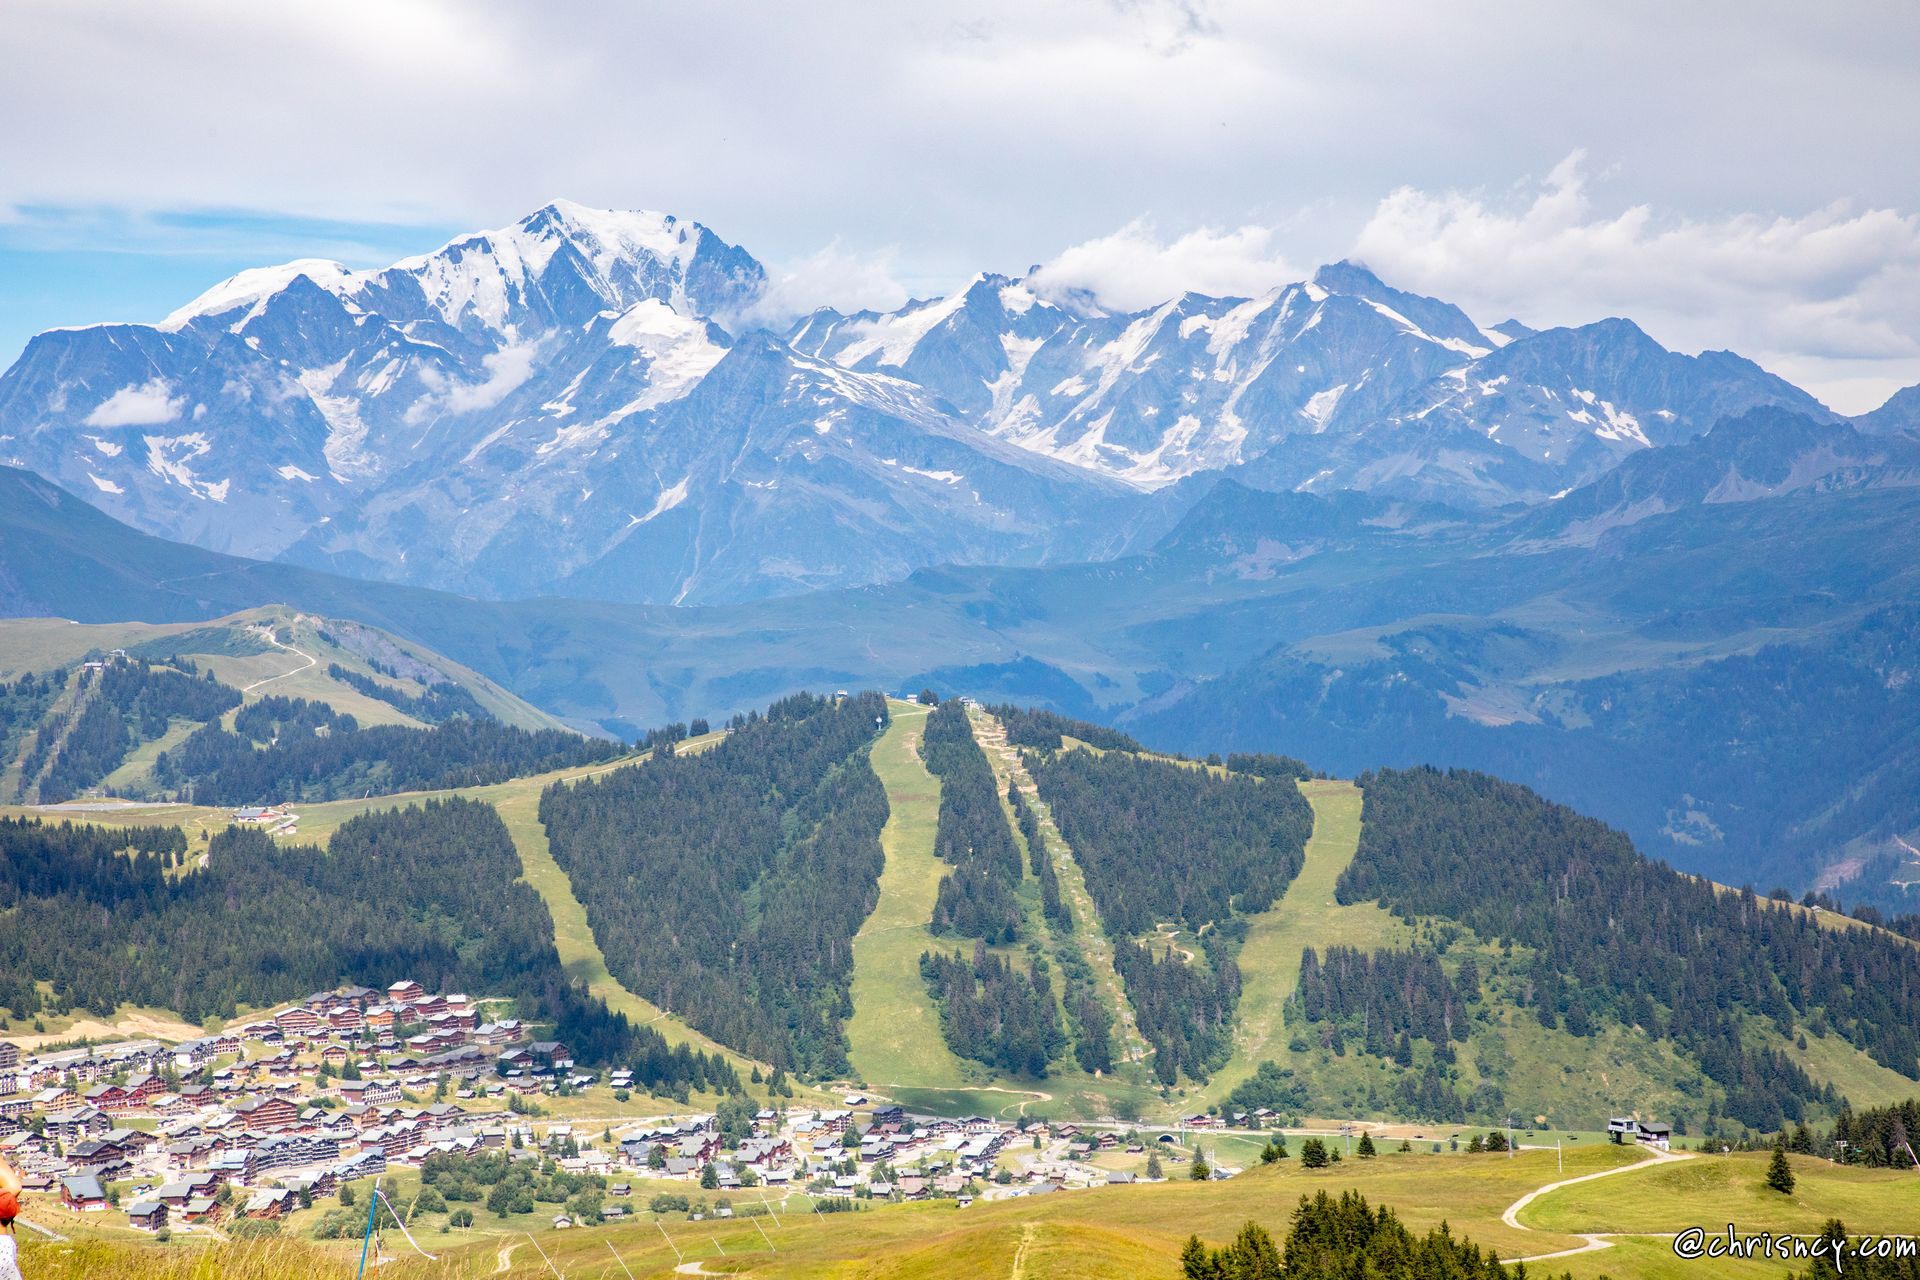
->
[240, 624, 317, 693]
[1502, 1146, 1694, 1263]
[974, 715, 1151, 1067]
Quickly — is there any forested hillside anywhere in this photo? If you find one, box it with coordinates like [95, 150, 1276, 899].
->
[2, 659, 243, 802]
[920, 942, 1066, 1077]
[540, 693, 890, 1076]
[325, 661, 493, 724]
[153, 692, 620, 803]
[1031, 752, 1313, 935]
[1337, 767, 1920, 1129]
[1030, 751, 1314, 1083]
[4, 680, 1912, 1132]
[990, 705, 1143, 753]
[0, 802, 733, 1087]
[0, 648, 615, 806]
[924, 701, 1026, 942]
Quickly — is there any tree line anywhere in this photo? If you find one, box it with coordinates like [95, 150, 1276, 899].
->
[1007, 779, 1067, 929]
[0, 670, 60, 779]
[1030, 749, 1313, 936]
[1341, 766, 1911, 1130]
[988, 705, 1143, 753]
[153, 691, 621, 804]
[919, 941, 1067, 1077]
[30, 659, 240, 802]
[540, 692, 891, 1077]
[1115, 931, 1240, 1085]
[923, 702, 1024, 943]
[1006, 776, 1116, 1073]
[1224, 752, 1317, 782]
[325, 662, 491, 724]
[1029, 749, 1313, 1083]
[1785, 1099, 1920, 1169]
[1182, 1190, 1568, 1280]
[0, 802, 730, 1086]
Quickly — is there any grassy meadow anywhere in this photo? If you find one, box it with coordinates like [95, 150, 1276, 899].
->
[845, 703, 977, 1091]
[41, 1140, 1909, 1278]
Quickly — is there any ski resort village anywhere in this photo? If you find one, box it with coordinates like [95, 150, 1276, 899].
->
[0, 976, 1326, 1243]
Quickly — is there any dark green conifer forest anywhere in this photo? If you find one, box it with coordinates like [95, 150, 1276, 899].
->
[1343, 766, 1920, 1129]
[541, 692, 890, 1076]
[0, 802, 729, 1086]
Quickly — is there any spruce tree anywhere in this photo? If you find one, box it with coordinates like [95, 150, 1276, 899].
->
[1357, 1132, 1377, 1158]
[1179, 1235, 1218, 1280]
[1766, 1143, 1796, 1194]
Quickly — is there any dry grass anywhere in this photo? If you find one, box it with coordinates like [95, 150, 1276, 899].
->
[17, 1235, 458, 1280]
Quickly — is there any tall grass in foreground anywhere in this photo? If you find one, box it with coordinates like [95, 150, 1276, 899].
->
[18, 1238, 467, 1280]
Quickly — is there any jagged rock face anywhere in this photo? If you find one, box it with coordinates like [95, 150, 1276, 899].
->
[793, 262, 1834, 504]
[0, 202, 1127, 603]
[1857, 382, 1920, 436]
[0, 201, 766, 564]
[0, 204, 1844, 603]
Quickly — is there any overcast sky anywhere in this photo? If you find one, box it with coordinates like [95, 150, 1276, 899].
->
[4, 0, 1918, 411]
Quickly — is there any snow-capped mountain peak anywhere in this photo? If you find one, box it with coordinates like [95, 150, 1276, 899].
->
[159, 201, 767, 343]
[0, 204, 1846, 605]
[387, 199, 758, 333]
[159, 258, 364, 331]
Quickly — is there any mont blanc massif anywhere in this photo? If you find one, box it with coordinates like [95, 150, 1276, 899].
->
[5, 201, 1916, 909]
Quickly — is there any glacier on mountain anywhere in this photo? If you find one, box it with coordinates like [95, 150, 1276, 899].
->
[0, 200, 1853, 604]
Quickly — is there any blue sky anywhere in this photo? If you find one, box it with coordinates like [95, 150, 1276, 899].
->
[0, 208, 458, 367]
[4, 1, 1918, 412]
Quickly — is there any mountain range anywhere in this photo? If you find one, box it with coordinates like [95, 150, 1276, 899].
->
[5, 403, 1920, 907]
[4, 200, 1920, 910]
[4, 200, 1898, 606]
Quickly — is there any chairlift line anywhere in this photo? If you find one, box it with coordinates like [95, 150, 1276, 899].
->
[355, 1175, 382, 1280]
[526, 1230, 569, 1278]
[374, 1188, 439, 1261]
[604, 1239, 639, 1280]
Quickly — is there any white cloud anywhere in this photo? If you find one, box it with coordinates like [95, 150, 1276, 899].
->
[84, 376, 184, 426]
[404, 341, 540, 423]
[1349, 153, 1920, 413]
[4, 5, 1920, 411]
[1031, 220, 1303, 312]
[735, 241, 910, 329]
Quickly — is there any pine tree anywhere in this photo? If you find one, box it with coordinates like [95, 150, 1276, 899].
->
[1146, 1150, 1165, 1180]
[1189, 1148, 1211, 1181]
[1300, 1137, 1329, 1169]
[1766, 1143, 1796, 1194]
[1357, 1132, 1377, 1158]
[1179, 1235, 1219, 1280]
